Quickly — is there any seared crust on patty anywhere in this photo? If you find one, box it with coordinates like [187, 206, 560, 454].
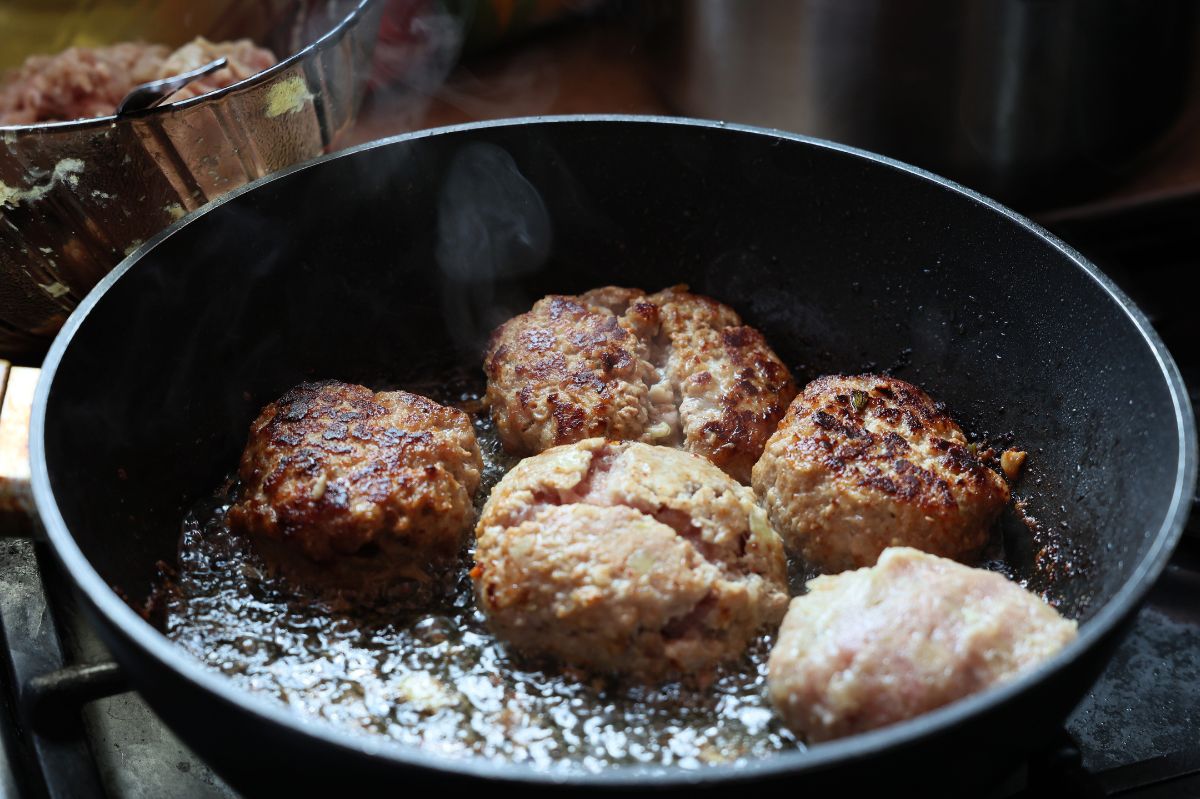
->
[767, 547, 1077, 742]
[649, 286, 796, 483]
[751, 375, 1010, 572]
[472, 438, 789, 680]
[227, 380, 483, 597]
[483, 285, 795, 482]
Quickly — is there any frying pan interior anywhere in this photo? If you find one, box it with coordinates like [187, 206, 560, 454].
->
[42, 117, 1183, 613]
[33, 117, 1194, 787]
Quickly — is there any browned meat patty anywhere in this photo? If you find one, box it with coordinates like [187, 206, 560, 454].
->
[751, 375, 1010, 572]
[227, 380, 482, 599]
[768, 547, 1077, 743]
[471, 438, 789, 680]
[0, 37, 276, 125]
[483, 285, 796, 483]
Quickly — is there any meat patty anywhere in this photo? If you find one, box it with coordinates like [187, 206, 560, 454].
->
[751, 375, 1010, 572]
[227, 380, 482, 599]
[483, 285, 796, 483]
[767, 547, 1077, 742]
[471, 438, 789, 680]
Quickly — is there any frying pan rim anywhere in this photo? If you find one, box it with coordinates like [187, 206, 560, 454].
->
[30, 114, 1198, 786]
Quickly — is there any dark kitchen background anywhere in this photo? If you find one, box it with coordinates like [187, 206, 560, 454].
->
[1, 1, 1199, 796]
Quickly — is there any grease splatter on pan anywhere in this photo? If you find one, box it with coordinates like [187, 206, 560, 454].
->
[161, 373, 801, 773]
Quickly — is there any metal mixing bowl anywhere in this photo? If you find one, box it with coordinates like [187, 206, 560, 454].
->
[0, 0, 383, 357]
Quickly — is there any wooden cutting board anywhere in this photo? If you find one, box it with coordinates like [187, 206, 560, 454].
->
[0, 361, 37, 534]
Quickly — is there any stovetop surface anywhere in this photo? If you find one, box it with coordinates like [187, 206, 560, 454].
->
[1066, 541, 1200, 796]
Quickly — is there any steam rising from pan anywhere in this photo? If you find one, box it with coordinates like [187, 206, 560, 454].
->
[436, 142, 551, 350]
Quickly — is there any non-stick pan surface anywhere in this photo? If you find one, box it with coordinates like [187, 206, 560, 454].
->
[31, 117, 1196, 793]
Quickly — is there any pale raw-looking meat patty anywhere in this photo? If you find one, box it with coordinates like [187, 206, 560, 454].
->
[752, 374, 1010, 573]
[483, 285, 796, 483]
[471, 438, 789, 680]
[227, 380, 482, 600]
[0, 37, 277, 125]
[767, 547, 1077, 743]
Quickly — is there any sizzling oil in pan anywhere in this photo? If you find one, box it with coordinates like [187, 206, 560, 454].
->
[163, 374, 804, 772]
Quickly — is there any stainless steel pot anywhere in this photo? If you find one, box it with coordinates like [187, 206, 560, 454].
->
[653, 0, 1199, 207]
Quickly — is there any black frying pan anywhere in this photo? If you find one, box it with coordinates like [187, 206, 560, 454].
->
[30, 117, 1197, 794]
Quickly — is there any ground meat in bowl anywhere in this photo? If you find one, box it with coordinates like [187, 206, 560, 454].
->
[0, 37, 277, 125]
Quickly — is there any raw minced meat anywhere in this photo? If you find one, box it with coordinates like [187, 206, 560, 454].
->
[0, 37, 277, 125]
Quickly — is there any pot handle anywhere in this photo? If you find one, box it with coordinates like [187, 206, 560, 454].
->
[26, 662, 129, 737]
